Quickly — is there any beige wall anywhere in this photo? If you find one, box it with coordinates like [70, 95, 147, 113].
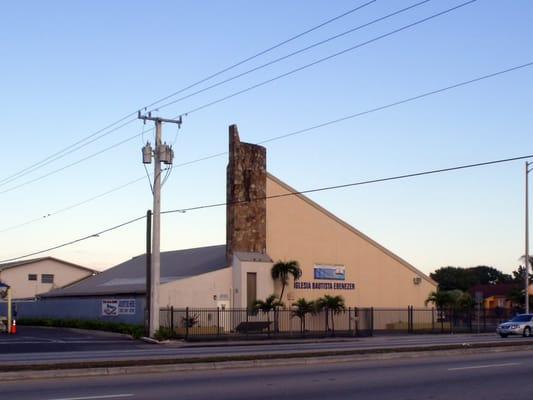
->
[160, 267, 232, 308]
[266, 175, 437, 308]
[232, 256, 274, 308]
[0, 259, 93, 299]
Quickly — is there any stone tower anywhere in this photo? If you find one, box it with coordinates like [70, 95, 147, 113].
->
[226, 124, 267, 263]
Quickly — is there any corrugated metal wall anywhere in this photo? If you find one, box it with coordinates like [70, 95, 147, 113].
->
[0, 295, 145, 325]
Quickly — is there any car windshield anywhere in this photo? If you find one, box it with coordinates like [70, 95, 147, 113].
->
[510, 315, 532, 322]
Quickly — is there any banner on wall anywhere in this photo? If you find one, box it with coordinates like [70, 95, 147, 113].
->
[101, 299, 136, 316]
[314, 264, 346, 281]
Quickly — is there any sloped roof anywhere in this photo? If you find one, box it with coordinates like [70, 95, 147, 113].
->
[0, 257, 95, 273]
[469, 283, 521, 297]
[41, 245, 227, 297]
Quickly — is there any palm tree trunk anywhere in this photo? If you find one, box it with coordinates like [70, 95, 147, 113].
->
[331, 312, 335, 336]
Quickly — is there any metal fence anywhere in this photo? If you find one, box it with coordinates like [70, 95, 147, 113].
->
[159, 306, 517, 340]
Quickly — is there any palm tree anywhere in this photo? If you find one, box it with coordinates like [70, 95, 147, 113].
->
[424, 290, 455, 310]
[253, 294, 284, 335]
[291, 298, 316, 336]
[316, 295, 346, 335]
[271, 260, 302, 302]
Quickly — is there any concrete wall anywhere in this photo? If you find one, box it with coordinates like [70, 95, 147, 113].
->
[0, 259, 94, 299]
[160, 267, 232, 308]
[231, 256, 274, 308]
[266, 174, 437, 307]
[0, 296, 145, 325]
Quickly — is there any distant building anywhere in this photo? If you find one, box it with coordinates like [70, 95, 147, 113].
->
[0, 257, 95, 299]
[41, 125, 436, 320]
[469, 283, 533, 309]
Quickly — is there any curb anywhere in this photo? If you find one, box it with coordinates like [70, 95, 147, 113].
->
[1, 340, 533, 381]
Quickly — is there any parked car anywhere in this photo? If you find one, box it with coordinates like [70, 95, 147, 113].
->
[497, 314, 533, 338]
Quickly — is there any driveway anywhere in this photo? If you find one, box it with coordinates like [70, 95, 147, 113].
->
[0, 326, 150, 354]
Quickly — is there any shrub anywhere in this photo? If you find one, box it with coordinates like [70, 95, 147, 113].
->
[17, 318, 145, 339]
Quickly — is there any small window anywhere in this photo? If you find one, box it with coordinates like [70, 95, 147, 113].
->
[41, 274, 54, 284]
[28, 274, 37, 281]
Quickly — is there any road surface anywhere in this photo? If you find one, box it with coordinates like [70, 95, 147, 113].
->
[0, 350, 531, 399]
[2, 326, 531, 365]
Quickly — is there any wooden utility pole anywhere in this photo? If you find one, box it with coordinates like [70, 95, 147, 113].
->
[139, 111, 181, 337]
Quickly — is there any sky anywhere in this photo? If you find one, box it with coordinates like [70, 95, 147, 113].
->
[0, 0, 532, 276]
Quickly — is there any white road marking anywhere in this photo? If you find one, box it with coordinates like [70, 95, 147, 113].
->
[448, 362, 521, 371]
[47, 394, 133, 400]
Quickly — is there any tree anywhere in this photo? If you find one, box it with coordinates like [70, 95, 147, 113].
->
[425, 290, 455, 309]
[512, 258, 533, 284]
[271, 260, 302, 302]
[430, 265, 512, 291]
[430, 267, 475, 291]
[316, 295, 346, 335]
[253, 294, 284, 335]
[425, 289, 473, 311]
[291, 298, 316, 336]
[469, 266, 512, 285]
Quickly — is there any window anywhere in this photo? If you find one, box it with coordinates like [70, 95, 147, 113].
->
[41, 274, 54, 284]
[28, 274, 37, 281]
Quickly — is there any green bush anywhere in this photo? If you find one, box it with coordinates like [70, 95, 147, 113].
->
[154, 326, 178, 341]
[17, 318, 145, 339]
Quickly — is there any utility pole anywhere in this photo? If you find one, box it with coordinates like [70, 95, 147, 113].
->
[526, 161, 532, 314]
[139, 111, 181, 337]
[145, 209, 152, 336]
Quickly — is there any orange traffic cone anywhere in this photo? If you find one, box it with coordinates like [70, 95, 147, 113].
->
[10, 319, 16, 334]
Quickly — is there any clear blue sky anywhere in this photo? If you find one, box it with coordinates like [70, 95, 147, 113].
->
[1, 0, 532, 275]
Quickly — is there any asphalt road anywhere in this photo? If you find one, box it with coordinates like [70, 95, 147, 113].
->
[1, 350, 532, 399]
[1, 327, 532, 365]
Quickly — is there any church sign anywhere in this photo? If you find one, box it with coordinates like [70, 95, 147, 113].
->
[314, 264, 346, 280]
[294, 264, 355, 290]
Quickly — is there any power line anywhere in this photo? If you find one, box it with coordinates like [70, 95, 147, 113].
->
[2, 59, 531, 207]
[3, 152, 532, 264]
[155, 0, 433, 112]
[164, 153, 533, 215]
[174, 61, 533, 165]
[143, 0, 378, 111]
[0, 2, 375, 187]
[0, 176, 147, 234]
[0, 0, 476, 192]
[0, 115, 138, 187]
[180, 0, 478, 116]
[0, 130, 142, 195]
[0, 215, 146, 264]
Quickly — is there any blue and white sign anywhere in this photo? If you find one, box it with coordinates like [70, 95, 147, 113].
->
[314, 264, 346, 281]
[101, 299, 136, 316]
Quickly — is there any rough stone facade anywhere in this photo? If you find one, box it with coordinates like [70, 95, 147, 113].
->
[226, 124, 267, 262]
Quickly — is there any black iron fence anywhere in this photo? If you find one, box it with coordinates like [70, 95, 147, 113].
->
[159, 306, 517, 340]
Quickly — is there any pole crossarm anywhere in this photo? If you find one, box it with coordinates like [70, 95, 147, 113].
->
[138, 111, 182, 127]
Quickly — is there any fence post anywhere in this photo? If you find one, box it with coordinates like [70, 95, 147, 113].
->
[170, 306, 174, 333]
[348, 307, 352, 336]
[217, 307, 220, 337]
[407, 306, 413, 333]
[431, 307, 435, 333]
[185, 307, 189, 340]
[483, 307, 486, 332]
[245, 308, 249, 336]
[370, 307, 374, 337]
